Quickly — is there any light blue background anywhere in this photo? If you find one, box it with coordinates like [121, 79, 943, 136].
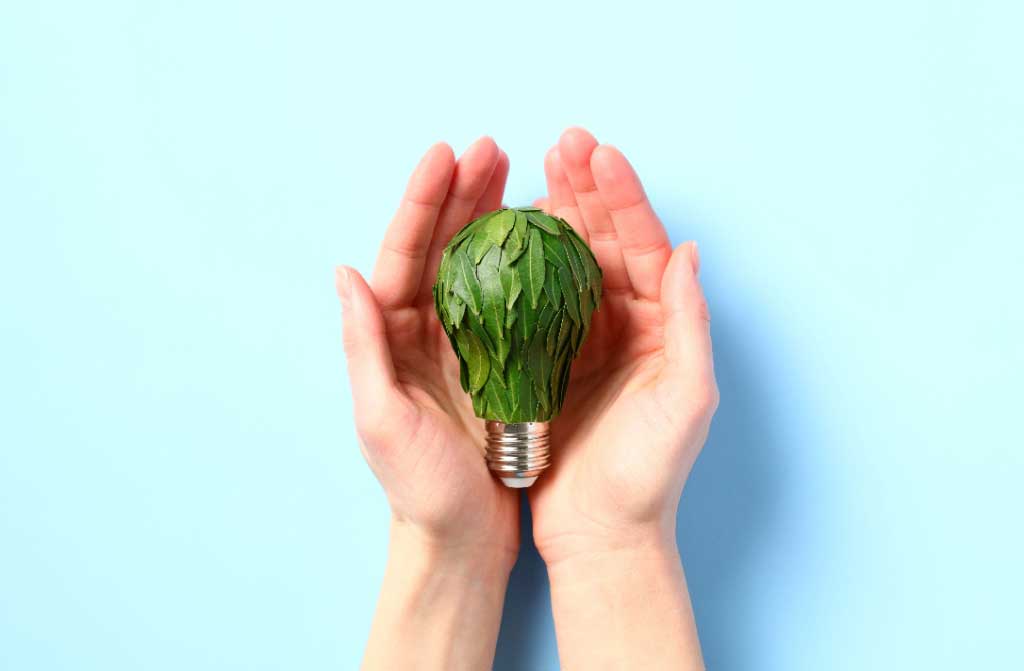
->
[2, 1, 1022, 669]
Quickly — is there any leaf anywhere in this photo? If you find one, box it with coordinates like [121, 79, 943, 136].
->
[479, 209, 516, 246]
[526, 211, 562, 235]
[518, 228, 545, 310]
[543, 262, 561, 309]
[546, 309, 562, 356]
[448, 295, 466, 329]
[505, 307, 517, 330]
[455, 329, 490, 393]
[562, 234, 588, 294]
[451, 247, 482, 314]
[465, 310, 496, 359]
[565, 226, 603, 308]
[449, 211, 495, 249]
[559, 265, 581, 326]
[483, 370, 510, 420]
[472, 388, 487, 416]
[504, 210, 529, 263]
[542, 233, 570, 268]
[458, 357, 469, 392]
[467, 234, 493, 264]
[550, 345, 572, 414]
[536, 302, 557, 335]
[517, 363, 535, 421]
[528, 335, 552, 412]
[507, 366, 521, 413]
[556, 308, 573, 355]
[478, 246, 506, 347]
[517, 291, 538, 343]
[493, 332, 511, 370]
[506, 268, 521, 310]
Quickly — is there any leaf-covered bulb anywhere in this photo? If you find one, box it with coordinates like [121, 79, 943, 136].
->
[433, 207, 603, 422]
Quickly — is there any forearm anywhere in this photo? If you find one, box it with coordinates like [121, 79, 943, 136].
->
[363, 523, 514, 670]
[547, 538, 704, 670]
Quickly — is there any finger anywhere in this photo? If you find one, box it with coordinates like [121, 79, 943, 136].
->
[417, 136, 501, 302]
[532, 197, 550, 211]
[471, 149, 509, 218]
[371, 143, 455, 310]
[335, 266, 406, 429]
[543, 147, 587, 241]
[591, 144, 672, 301]
[660, 243, 716, 404]
[557, 128, 630, 292]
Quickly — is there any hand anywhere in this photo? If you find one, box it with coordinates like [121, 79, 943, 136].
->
[335, 137, 518, 669]
[530, 128, 718, 669]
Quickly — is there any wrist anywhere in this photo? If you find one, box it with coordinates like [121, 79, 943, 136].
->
[387, 520, 518, 579]
[538, 517, 678, 569]
[544, 533, 704, 670]
[363, 523, 514, 670]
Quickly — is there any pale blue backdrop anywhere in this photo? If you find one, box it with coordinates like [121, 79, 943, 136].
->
[2, 1, 1022, 669]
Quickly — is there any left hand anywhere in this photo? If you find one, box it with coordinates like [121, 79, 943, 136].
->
[529, 127, 719, 565]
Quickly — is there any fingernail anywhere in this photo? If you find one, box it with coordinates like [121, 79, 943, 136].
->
[335, 266, 353, 309]
[690, 242, 701, 275]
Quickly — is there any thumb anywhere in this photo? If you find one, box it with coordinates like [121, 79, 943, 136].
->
[335, 266, 401, 427]
[660, 243, 717, 402]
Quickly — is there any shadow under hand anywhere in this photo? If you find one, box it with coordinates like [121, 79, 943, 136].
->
[493, 493, 556, 671]
[677, 306, 784, 670]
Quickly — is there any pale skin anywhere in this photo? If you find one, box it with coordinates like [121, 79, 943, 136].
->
[336, 127, 718, 670]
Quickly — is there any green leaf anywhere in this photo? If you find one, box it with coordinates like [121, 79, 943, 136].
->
[507, 366, 521, 413]
[546, 309, 562, 356]
[479, 209, 516, 246]
[542, 233, 569, 268]
[528, 335, 552, 412]
[505, 307, 517, 330]
[564, 226, 603, 306]
[448, 295, 466, 329]
[518, 228, 545, 310]
[517, 363, 536, 420]
[550, 345, 572, 414]
[504, 210, 529, 263]
[507, 267, 521, 310]
[472, 388, 487, 416]
[517, 290, 538, 343]
[526, 211, 562, 235]
[467, 234, 493, 264]
[537, 301, 557, 335]
[543, 261, 561, 309]
[483, 370, 510, 420]
[455, 329, 490, 393]
[562, 234, 588, 294]
[449, 212, 495, 249]
[465, 310, 496, 359]
[559, 265, 581, 326]
[478, 246, 505, 347]
[451, 247, 482, 314]
[556, 307, 573, 354]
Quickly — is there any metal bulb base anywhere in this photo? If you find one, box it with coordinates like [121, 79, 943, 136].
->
[484, 421, 551, 488]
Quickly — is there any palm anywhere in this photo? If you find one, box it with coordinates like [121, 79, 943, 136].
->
[526, 129, 717, 561]
[342, 138, 519, 553]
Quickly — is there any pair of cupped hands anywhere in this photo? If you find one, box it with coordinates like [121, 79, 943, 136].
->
[336, 127, 718, 576]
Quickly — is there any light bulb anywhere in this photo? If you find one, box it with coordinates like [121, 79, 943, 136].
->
[433, 207, 603, 487]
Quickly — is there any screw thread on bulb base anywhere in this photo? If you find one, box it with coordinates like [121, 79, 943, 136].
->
[484, 421, 551, 488]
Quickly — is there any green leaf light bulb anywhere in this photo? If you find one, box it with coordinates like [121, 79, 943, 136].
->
[433, 207, 603, 487]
